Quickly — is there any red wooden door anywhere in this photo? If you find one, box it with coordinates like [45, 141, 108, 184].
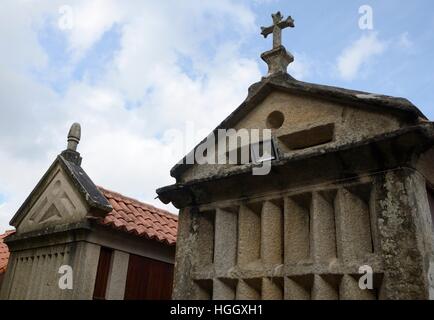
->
[93, 247, 113, 300]
[124, 254, 174, 300]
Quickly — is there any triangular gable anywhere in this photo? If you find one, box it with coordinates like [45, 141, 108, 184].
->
[10, 154, 112, 234]
[170, 73, 427, 180]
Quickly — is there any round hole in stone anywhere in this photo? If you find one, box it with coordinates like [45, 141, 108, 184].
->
[266, 111, 285, 129]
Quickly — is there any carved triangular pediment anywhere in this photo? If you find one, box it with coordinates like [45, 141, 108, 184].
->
[28, 179, 78, 225]
[180, 89, 406, 182]
[16, 164, 89, 234]
[35, 203, 62, 224]
[170, 74, 425, 181]
[232, 90, 403, 144]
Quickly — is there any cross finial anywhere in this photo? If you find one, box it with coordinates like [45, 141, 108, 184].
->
[261, 11, 294, 49]
[260, 12, 295, 77]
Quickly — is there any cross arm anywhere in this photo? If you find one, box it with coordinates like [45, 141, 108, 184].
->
[277, 16, 295, 29]
[261, 25, 274, 38]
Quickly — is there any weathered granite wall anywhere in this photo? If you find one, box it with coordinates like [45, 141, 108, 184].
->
[172, 168, 433, 300]
[0, 240, 100, 300]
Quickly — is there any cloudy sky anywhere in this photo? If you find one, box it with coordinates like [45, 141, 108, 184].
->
[0, 0, 433, 233]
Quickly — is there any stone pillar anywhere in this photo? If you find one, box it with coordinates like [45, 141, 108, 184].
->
[311, 192, 336, 263]
[172, 208, 199, 299]
[197, 211, 215, 267]
[238, 204, 260, 267]
[70, 241, 101, 300]
[374, 169, 433, 299]
[214, 208, 238, 274]
[335, 188, 373, 262]
[261, 201, 282, 265]
[173, 208, 216, 300]
[284, 196, 310, 263]
[106, 250, 129, 300]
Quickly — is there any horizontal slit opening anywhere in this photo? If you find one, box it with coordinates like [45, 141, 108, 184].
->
[278, 123, 334, 150]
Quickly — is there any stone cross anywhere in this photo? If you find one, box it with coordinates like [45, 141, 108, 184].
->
[261, 12, 294, 49]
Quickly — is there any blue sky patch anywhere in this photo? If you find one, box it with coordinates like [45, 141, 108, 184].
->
[35, 20, 122, 93]
[0, 193, 6, 204]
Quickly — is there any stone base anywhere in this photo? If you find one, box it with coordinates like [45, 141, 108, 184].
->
[261, 46, 294, 77]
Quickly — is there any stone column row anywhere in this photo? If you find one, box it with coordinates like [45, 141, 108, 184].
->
[213, 201, 284, 272]
[204, 186, 374, 272]
[210, 274, 378, 300]
[285, 274, 377, 300]
[284, 186, 374, 265]
[213, 277, 283, 300]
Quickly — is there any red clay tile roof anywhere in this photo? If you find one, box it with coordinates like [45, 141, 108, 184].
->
[0, 230, 15, 274]
[97, 187, 178, 246]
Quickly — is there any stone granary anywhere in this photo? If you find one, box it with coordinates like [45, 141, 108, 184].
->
[0, 124, 178, 300]
[157, 12, 434, 300]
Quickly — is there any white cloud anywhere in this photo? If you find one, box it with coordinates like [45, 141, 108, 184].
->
[0, 2, 49, 71]
[0, 0, 261, 233]
[60, 0, 123, 59]
[336, 32, 387, 81]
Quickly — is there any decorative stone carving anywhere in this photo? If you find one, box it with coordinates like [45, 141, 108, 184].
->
[17, 166, 88, 233]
